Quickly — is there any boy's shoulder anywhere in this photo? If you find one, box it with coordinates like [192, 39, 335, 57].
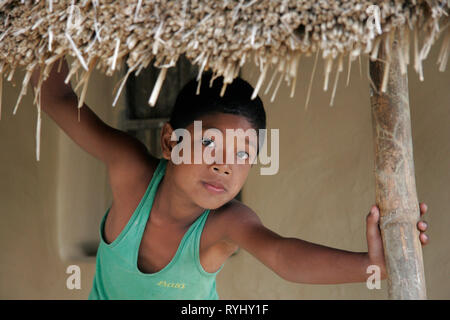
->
[212, 198, 260, 237]
[215, 198, 256, 219]
[211, 198, 280, 256]
[207, 199, 259, 252]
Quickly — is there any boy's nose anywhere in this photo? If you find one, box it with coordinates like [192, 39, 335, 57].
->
[211, 163, 231, 175]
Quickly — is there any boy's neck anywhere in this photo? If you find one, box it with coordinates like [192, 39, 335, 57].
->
[150, 173, 206, 229]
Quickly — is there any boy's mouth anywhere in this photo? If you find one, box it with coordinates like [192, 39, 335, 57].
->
[202, 181, 226, 193]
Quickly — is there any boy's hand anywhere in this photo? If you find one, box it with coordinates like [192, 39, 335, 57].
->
[366, 202, 429, 279]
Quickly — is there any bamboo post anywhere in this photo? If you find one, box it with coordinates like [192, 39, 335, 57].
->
[369, 36, 427, 299]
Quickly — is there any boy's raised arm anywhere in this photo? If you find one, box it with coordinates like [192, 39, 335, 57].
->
[29, 57, 150, 169]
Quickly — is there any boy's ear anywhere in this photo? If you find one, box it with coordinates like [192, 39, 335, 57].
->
[160, 122, 179, 160]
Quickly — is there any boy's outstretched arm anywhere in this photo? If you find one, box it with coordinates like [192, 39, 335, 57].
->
[222, 201, 429, 285]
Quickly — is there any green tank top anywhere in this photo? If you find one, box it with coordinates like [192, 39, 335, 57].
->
[88, 158, 224, 300]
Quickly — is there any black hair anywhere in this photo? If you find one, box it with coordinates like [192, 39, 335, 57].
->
[169, 72, 267, 155]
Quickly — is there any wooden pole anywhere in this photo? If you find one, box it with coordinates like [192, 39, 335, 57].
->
[369, 36, 427, 299]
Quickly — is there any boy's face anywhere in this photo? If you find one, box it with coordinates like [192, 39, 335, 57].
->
[161, 113, 258, 209]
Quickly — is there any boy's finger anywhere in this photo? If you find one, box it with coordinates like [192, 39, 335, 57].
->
[367, 206, 379, 221]
[417, 220, 428, 231]
[419, 233, 429, 245]
[419, 203, 427, 217]
[366, 206, 382, 250]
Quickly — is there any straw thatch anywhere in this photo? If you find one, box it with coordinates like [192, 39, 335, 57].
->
[0, 0, 449, 160]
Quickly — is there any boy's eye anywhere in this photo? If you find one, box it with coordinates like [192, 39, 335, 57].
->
[202, 138, 249, 161]
[237, 151, 249, 160]
[202, 138, 215, 148]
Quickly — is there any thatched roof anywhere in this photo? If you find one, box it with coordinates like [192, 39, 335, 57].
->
[0, 0, 448, 160]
